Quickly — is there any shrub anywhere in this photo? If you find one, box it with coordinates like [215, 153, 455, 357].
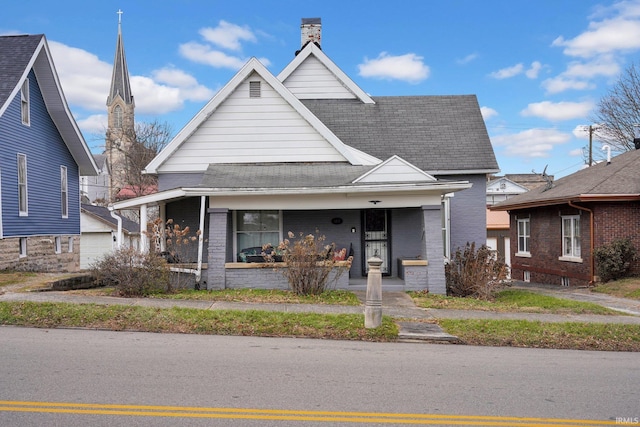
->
[91, 247, 170, 297]
[594, 238, 637, 283]
[266, 231, 352, 296]
[149, 218, 202, 289]
[445, 242, 509, 300]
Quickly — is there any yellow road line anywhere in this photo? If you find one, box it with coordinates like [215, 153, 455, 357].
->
[0, 401, 615, 426]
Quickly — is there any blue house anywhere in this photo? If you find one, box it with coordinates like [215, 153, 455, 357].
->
[112, 19, 498, 293]
[0, 34, 98, 271]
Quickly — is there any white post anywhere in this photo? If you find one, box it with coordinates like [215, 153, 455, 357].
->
[140, 204, 148, 253]
[365, 256, 383, 328]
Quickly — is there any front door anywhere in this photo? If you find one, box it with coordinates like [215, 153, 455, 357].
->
[363, 209, 390, 276]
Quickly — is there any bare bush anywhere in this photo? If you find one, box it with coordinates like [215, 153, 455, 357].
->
[91, 247, 170, 297]
[445, 242, 509, 300]
[266, 231, 352, 296]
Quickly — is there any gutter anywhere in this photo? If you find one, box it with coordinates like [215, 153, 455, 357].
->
[568, 201, 594, 285]
[109, 207, 123, 249]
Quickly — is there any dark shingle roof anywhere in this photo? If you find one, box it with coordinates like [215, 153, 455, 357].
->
[81, 204, 139, 234]
[302, 96, 499, 175]
[0, 34, 43, 109]
[492, 149, 640, 210]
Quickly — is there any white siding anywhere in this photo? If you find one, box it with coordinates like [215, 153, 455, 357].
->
[282, 56, 356, 100]
[80, 232, 113, 269]
[159, 73, 348, 173]
[356, 158, 435, 183]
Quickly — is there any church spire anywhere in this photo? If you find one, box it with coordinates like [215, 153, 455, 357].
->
[107, 9, 134, 106]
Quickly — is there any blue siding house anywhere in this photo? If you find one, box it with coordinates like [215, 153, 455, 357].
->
[112, 19, 498, 293]
[0, 34, 98, 271]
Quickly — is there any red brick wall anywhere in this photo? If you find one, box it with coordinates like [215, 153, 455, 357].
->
[510, 205, 591, 287]
[510, 201, 640, 287]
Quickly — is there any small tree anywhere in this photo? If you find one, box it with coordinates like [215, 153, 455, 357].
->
[594, 238, 637, 283]
[150, 218, 202, 289]
[445, 242, 509, 300]
[266, 231, 352, 296]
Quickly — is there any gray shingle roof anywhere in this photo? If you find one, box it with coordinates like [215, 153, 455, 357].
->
[302, 96, 499, 175]
[492, 148, 640, 210]
[0, 34, 43, 110]
[199, 163, 376, 188]
[81, 204, 139, 233]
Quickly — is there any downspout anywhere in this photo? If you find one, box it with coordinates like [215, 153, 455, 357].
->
[195, 195, 206, 284]
[109, 207, 123, 249]
[568, 201, 594, 285]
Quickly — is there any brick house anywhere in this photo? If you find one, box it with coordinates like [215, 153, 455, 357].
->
[491, 148, 640, 287]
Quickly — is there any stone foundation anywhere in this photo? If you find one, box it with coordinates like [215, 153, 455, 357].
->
[0, 235, 80, 272]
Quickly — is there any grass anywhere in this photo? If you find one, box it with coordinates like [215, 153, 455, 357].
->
[0, 301, 397, 341]
[592, 277, 640, 300]
[149, 288, 361, 305]
[409, 289, 621, 315]
[439, 319, 640, 352]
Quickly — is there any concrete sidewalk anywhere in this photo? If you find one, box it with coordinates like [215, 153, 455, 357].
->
[1, 284, 639, 343]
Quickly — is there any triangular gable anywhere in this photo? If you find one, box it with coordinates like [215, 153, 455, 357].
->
[352, 155, 436, 183]
[0, 35, 98, 176]
[146, 58, 366, 173]
[487, 177, 529, 193]
[278, 42, 374, 104]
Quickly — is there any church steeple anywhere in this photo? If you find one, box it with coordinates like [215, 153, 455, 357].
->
[106, 9, 135, 202]
[107, 9, 134, 107]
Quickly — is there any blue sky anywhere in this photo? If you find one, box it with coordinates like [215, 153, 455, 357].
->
[3, 0, 640, 178]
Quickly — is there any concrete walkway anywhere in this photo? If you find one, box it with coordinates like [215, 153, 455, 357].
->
[1, 282, 639, 343]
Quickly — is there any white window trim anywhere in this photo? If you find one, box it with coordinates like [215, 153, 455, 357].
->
[68, 237, 74, 253]
[516, 217, 530, 256]
[60, 166, 68, 218]
[17, 153, 28, 216]
[21, 79, 30, 126]
[441, 196, 451, 260]
[561, 215, 581, 260]
[54, 236, 62, 254]
[19, 237, 27, 258]
[232, 210, 283, 259]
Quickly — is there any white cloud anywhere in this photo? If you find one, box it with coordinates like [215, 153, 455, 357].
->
[49, 40, 215, 120]
[179, 42, 271, 70]
[456, 53, 478, 65]
[76, 114, 107, 135]
[569, 148, 584, 156]
[521, 100, 594, 121]
[358, 52, 430, 83]
[553, 18, 640, 58]
[491, 128, 571, 158]
[199, 20, 257, 51]
[481, 106, 498, 120]
[541, 76, 595, 94]
[525, 61, 543, 79]
[564, 56, 621, 79]
[489, 63, 523, 79]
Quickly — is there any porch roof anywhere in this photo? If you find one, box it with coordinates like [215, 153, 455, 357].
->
[111, 162, 471, 211]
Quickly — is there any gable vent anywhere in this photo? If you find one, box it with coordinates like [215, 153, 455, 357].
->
[249, 81, 261, 98]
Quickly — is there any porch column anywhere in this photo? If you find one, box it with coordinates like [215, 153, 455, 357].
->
[140, 204, 148, 253]
[422, 204, 446, 295]
[207, 208, 229, 290]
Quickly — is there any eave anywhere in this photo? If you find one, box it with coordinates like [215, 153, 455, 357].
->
[490, 193, 640, 211]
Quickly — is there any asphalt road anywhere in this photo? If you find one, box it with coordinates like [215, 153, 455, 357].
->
[0, 326, 637, 426]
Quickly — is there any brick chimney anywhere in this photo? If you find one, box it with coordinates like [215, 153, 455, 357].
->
[300, 18, 321, 50]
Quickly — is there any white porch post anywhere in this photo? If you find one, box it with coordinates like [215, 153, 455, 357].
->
[159, 203, 166, 252]
[140, 203, 148, 253]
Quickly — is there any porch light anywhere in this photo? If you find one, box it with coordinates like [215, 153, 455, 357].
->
[351, 227, 357, 233]
[369, 200, 381, 205]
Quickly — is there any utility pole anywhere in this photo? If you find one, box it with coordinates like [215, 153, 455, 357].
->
[588, 125, 594, 167]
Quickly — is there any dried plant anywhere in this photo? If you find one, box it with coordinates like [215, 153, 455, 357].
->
[445, 242, 509, 300]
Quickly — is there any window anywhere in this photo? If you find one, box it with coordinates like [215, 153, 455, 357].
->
[113, 105, 123, 128]
[60, 166, 68, 218]
[21, 79, 30, 125]
[54, 236, 62, 254]
[517, 218, 530, 255]
[249, 81, 261, 98]
[19, 237, 27, 258]
[523, 270, 531, 282]
[68, 237, 74, 253]
[561, 215, 581, 259]
[234, 210, 280, 261]
[17, 154, 28, 215]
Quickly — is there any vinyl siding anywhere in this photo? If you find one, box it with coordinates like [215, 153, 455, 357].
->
[282, 56, 356, 100]
[158, 72, 347, 173]
[0, 71, 80, 236]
